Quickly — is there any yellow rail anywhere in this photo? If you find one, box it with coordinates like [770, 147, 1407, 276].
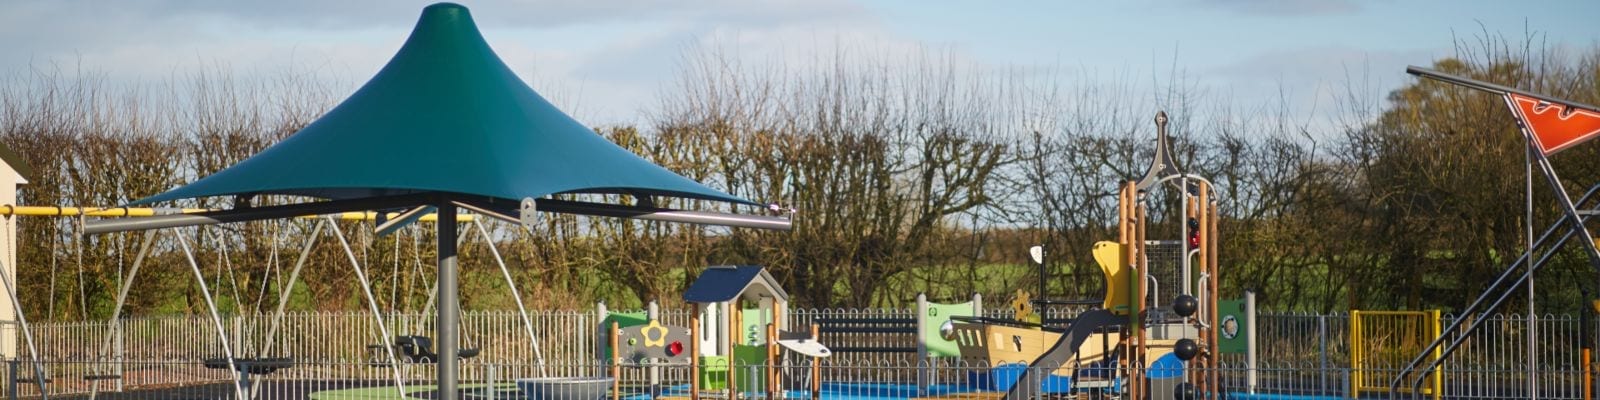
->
[0, 205, 471, 222]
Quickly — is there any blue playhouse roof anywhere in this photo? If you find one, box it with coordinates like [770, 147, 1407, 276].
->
[682, 265, 788, 303]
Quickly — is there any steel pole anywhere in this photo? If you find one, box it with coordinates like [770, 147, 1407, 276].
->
[1406, 66, 1600, 113]
[437, 203, 460, 400]
[1528, 135, 1538, 400]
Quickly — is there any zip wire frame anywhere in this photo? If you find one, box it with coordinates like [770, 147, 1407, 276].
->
[1391, 67, 1600, 398]
[0, 216, 50, 399]
[1389, 182, 1600, 398]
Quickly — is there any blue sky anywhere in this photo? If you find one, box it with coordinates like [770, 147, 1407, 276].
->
[1, 0, 1596, 129]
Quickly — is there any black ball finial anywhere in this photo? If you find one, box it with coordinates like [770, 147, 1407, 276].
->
[1173, 294, 1199, 317]
[1174, 338, 1201, 361]
[1174, 382, 1196, 400]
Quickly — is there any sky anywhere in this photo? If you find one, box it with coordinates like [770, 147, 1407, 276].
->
[1, 0, 1597, 129]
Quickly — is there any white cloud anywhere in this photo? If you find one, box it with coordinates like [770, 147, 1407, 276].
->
[0, 0, 887, 125]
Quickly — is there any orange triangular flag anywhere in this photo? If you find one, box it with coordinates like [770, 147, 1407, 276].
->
[1507, 93, 1600, 155]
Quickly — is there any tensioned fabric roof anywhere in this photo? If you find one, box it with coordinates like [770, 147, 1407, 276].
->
[134, 2, 752, 207]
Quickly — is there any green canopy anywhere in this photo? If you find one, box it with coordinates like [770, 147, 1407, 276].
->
[134, 2, 751, 207]
[88, 6, 785, 400]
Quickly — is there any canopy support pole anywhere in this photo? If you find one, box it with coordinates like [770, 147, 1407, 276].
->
[437, 203, 461, 400]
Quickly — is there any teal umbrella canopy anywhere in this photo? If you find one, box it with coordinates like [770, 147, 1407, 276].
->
[134, 3, 752, 207]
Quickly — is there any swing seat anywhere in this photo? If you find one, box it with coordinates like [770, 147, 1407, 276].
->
[83, 374, 122, 381]
[395, 335, 436, 363]
[202, 357, 295, 374]
[394, 335, 480, 363]
[365, 344, 391, 366]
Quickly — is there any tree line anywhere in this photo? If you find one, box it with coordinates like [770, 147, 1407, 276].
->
[2, 37, 1598, 321]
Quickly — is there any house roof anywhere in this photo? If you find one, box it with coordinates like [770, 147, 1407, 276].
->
[683, 265, 788, 303]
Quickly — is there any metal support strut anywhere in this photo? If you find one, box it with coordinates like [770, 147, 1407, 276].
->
[437, 204, 461, 400]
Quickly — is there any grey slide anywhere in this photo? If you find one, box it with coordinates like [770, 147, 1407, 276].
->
[1003, 309, 1120, 400]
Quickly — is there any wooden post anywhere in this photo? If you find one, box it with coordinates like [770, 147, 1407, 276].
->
[1118, 182, 1134, 391]
[1206, 189, 1220, 400]
[729, 302, 739, 400]
[611, 321, 621, 400]
[1583, 347, 1592, 400]
[691, 305, 702, 400]
[773, 305, 785, 397]
[1133, 193, 1147, 400]
[766, 322, 778, 400]
[811, 324, 821, 400]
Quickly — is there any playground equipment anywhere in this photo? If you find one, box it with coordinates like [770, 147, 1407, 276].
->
[947, 111, 1228, 400]
[1350, 310, 1442, 399]
[73, 5, 793, 400]
[518, 377, 617, 400]
[598, 265, 985, 400]
[598, 265, 833, 400]
[593, 266, 1008, 400]
[680, 264, 792, 397]
[604, 306, 695, 400]
[0, 201, 558, 400]
[1388, 67, 1600, 399]
[391, 335, 482, 363]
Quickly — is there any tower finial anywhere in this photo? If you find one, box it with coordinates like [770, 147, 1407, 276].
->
[1137, 110, 1182, 190]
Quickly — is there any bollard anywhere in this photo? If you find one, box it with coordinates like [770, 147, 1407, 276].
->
[746, 364, 759, 400]
[9, 359, 17, 400]
[487, 364, 497, 398]
[1318, 314, 1329, 395]
[239, 361, 252, 400]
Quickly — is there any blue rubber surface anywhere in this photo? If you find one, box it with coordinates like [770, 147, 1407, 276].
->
[1228, 392, 1344, 400]
[624, 382, 988, 400]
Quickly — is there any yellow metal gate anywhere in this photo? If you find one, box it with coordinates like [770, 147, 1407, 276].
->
[1350, 309, 1442, 399]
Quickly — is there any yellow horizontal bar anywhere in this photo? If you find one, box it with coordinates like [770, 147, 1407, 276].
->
[0, 206, 208, 217]
[0, 205, 472, 222]
[1349, 310, 1431, 317]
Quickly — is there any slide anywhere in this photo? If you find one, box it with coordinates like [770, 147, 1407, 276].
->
[1002, 241, 1129, 399]
[1001, 309, 1119, 400]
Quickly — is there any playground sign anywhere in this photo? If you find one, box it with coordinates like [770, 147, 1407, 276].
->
[919, 300, 978, 357]
[1217, 299, 1247, 354]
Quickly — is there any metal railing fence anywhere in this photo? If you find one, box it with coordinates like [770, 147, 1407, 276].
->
[0, 358, 1594, 400]
[2, 308, 1595, 398]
